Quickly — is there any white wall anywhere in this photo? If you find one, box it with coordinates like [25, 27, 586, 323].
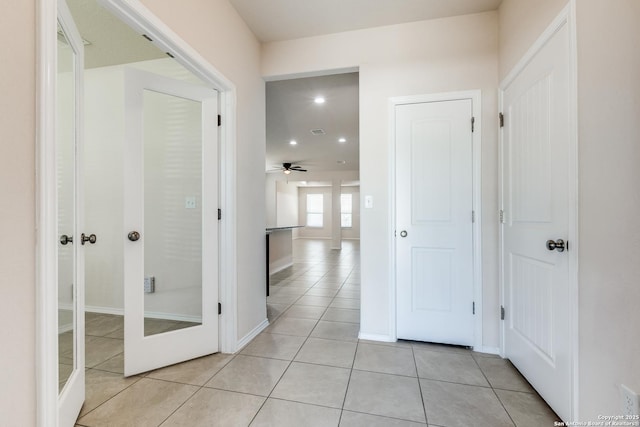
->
[0, 1, 36, 422]
[262, 12, 500, 347]
[140, 0, 266, 343]
[499, 0, 640, 419]
[275, 181, 298, 226]
[575, 0, 640, 419]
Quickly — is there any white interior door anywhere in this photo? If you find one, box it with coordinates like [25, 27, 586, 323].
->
[57, 0, 85, 424]
[396, 99, 475, 346]
[123, 69, 219, 376]
[502, 22, 572, 421]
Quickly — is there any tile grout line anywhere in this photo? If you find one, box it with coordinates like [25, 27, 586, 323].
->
[411, 344, 430, 426]
[471, 351, 518, 427]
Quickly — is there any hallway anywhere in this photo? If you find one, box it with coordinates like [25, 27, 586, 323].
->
[75, 239, 558, 426]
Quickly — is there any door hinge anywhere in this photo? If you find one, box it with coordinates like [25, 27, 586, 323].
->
[218, 302, 222, 315]
[218, 209, 222, 220]
[472, 301, 476, 315]
[499, 112, 504, 128]
[501, 305, 505, 320]
[472, 210, 476, 223]
[499, 209, 505, 224]
[217, 114, 221, 126]
[471, 116, 475, 133]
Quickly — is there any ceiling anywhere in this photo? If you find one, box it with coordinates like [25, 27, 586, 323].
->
[266, 73, 359, 173]
[229, 0, 502, 42]
[67, 0, 165, 68]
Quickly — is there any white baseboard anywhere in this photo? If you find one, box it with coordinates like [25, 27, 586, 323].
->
[235, 318, 269, 353]
[85, 305, 201, 323]
[58, 323, 73, 334]
[358, 332, 395, 342]
[270, 258, 293, 275]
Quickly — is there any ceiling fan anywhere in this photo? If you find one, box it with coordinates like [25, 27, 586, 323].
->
[281, 162, 307, 174]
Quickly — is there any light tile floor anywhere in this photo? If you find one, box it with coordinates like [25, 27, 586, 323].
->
[74, 239, 560, 427]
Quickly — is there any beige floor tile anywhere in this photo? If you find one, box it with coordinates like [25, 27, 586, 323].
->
[295, 295, 334, 307]
[250, 398, 341, 427]
[59, 331, 74, 355]
[83, 336, 124, 368]
[281, 279, 317, 288]
[410, 341, 471, 355]
[354, 343, 417, 377]
[162, 388, 265, 427]
[92, 352, 124, 375]
[294, 337, 357, 368]
[344, 370, 426, 423]
[339, 411, 427, 426]
[77, 378, 198, 426]
[475, 357, 535, 392]
[311, 321, 359, 342]
[146, 353, 234, 386]
[85, 314, 123, 337]
[336, 290, 360, 299]
[269, 286, 309, 296]
[271, 362, 350, 408]
[413, 349, 489, 387]
[267, 303, 289, 322]
[265, 317, 318, 337]
[144, 318, 182, 336]
[330, 298, 360, 309]
[495, 389, 561, 427]
[104, 328, 124, 339]
[267, 294, 301, 305]
[358, 339, 412, 349]
[206, 355, 288, 396]
[322, 308, 360, 324]
[420, 379, 514, 427]
[281, 304, 327, 320]
[80, 369, 141, 417]
[240, 332, 306, 360]
[304, 287, 339, 297]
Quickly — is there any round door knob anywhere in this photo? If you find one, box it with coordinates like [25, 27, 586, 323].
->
[81, 233, 97, 245]
[128, 231, 141, 242]
[59, 235, 73, 245]
[546, 239, 566, 252]
[399, 230, 408, 238]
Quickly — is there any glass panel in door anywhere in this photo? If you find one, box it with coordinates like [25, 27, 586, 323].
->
[142, 90, 203, 336]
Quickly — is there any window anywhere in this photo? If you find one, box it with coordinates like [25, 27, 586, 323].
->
[306, 194, 324, 228]
[341, 193, 353, 228]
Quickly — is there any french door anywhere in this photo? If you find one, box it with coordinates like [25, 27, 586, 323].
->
[57, 0, 85, 424]
[123, 68, 219, 376]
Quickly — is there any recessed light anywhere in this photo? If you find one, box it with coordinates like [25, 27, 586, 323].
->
[338, 137, 346, 143]
[314, 96, 325, 104]
[289, 140, 297, 145]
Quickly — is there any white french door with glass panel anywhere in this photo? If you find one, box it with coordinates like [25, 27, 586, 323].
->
[395, 98, 475, 346]
[57, 0, 86, 424]
[123, 69, 219, 376]
[501, 18, 573, 421]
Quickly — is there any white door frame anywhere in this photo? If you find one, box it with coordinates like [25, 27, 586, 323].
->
[388, 90, 483, 351]
[36, 0, 238, 424]
[498, 1, 579, 419]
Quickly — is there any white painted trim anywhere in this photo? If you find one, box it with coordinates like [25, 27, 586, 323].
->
[96, 0, 238, 354]
[498, 1, 579, 420]
[388, 90, 483, 350]
[36, 0, 59, 423]
[85, 306, 201, 323]
[269, 259, 294, 275]
[236, 319, 269, 352]
[358, 333, 395, 342]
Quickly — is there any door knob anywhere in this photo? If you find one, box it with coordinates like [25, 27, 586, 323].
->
[128, 231, 141, 242]
[399, 230, 408, 238]
[546, 239, 566, 252]
[60, 235, 73, 245]
[81, 233, 97, 245]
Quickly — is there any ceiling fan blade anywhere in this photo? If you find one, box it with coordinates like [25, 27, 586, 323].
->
[291, 168, 307, 172]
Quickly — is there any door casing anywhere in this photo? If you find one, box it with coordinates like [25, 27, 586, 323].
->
[498, 1, 579, 420]
[388, 90, 483, 351]
[36, 0, 238, 424]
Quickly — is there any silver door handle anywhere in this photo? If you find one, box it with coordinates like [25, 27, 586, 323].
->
[60, 235, 73, 245]
[128, 231, 141, 242]
[399, 230, 408, 238]
[81, 233, 97, 245]
[546, 239, 566, 252]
